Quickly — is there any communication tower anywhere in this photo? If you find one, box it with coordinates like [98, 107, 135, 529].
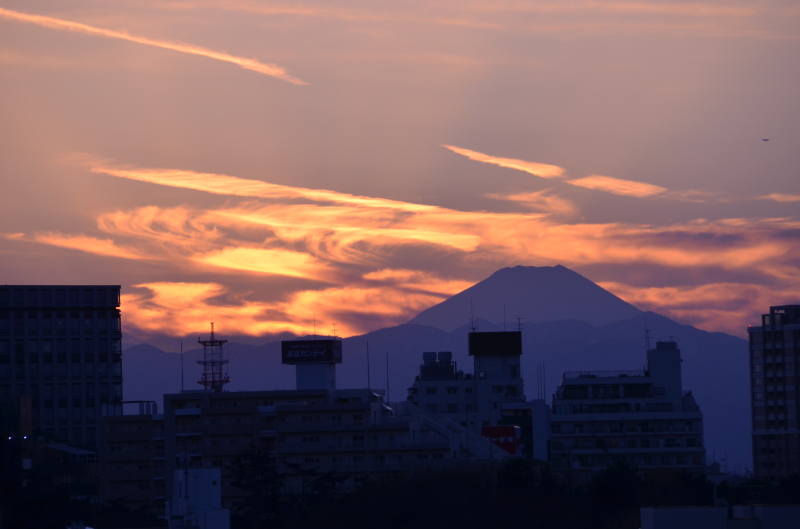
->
[196, 322, 230, 392]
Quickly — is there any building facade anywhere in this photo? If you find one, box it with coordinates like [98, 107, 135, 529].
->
[0, 285, 123, 447]
[749, 305, 800, 481]
[549, 340, 706, 477]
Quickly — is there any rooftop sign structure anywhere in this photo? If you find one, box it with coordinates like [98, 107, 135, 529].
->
[282, 339, 342, 365]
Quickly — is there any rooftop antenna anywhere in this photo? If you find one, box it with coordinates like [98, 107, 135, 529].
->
[537, 361, 546, 400]
[331, 323, 337, 339]
[470, 300, 478, 332]
[366, 341, 371, 392]
[386, 350, 390, 402]
[196, 322, 230, 393]
[180, 341, 184, 392]
[644, 324, 652, 353]
[516, 316, 523, 332]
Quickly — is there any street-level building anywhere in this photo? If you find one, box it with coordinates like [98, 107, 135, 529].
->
[749, 305, 800, 481]
[550, 340, 706, 478]
[0, 285, 122, 447]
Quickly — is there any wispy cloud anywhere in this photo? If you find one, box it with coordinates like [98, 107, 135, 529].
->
[567, 174, 667, 198]
[761, 193, 800, 203]
[0, 6, 306, 84]
[442, 145, 566, 179]
[446, 145, 725, 203]
[90, 164, 437, 212]
[486, 190, 578, 217]
[147, 1, 796, 40]
[11, 157, 800, 339]
[5, 232, 145, 260]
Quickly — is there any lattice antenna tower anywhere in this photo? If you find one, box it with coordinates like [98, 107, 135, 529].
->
[196, 322, 230, 392]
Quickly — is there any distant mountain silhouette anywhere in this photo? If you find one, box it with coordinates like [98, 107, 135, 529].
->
[122, 264, 750, 473]
[408, 265, 642, 331]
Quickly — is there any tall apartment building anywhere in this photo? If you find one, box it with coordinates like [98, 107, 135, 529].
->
[0, 285, 123, 446]
[749, 305, 800, 481]
[550, 340, 706, 478]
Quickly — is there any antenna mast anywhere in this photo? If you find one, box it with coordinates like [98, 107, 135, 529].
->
[196, 322, 230, 393]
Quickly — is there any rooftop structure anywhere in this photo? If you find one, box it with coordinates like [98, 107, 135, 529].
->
[196, 323, 230, 393]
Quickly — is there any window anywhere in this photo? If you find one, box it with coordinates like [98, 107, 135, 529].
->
[425, 387, 437, 395]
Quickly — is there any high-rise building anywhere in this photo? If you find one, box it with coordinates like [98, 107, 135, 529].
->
[549, 340, 706, 478]
[749, 305, 800, 481]
[0, 285, 123, 446]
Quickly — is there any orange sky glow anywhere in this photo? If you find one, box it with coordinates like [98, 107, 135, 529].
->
[1, 1, 798, 344]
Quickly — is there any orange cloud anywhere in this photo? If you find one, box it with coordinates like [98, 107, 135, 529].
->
[567, 174, 667, 198]
[122, 282, 310, 337]
[13, 157, 800, 341]
[0, 6, 306, 84]
[197, 247, 336, 281]
[761, 193, 800, 203]
[442, 145, 566, 179]
[121, 269, 472, 339]
[10, 232, 145, 260]
[487, 190, 578, 217]
[90, 164, 438, 213]
[598, 280, 800, 337]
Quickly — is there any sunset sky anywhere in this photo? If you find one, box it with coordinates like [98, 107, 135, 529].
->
[1, 1, 798, 346]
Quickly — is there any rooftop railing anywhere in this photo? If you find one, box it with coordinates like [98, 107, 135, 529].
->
[563, 370, 645, 379]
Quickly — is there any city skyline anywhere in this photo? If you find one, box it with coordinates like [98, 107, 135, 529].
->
[1, 1, 799, 344]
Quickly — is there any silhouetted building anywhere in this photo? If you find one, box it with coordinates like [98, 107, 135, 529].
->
[749, 305, 800, 481]
[100, 335, 506, 515]
[550, 340, 706, 477]
[0, 286, 122, 447]
[406, 331, 549, 460]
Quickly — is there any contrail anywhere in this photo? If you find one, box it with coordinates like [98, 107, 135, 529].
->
[0, 6, 306, 85]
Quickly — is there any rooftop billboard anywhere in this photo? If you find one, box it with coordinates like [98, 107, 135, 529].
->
[281, 339, 342, 364]
[468, 331, 522, 357]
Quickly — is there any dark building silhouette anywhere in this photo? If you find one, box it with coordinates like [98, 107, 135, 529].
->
[549, 340, 706, 478]
[100, 334, 506, 514]
[749, 305, 800, 481]
[0, 286, 122, 446]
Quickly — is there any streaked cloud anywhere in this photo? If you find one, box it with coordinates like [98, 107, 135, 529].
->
[0, 6, 306, 84]
[442, 145, 566, 179]
[598, 279, 800, 336]
[147, 1, 797, 40]
[761, 193, 800, 203]
[13, 156, 800, 339]
[197, 247, 336, 281]
[90, 164, 438, 213]
[567, 174, 667, 198]
[6, 232, 145, 261]
[486, 190, 578, 218]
